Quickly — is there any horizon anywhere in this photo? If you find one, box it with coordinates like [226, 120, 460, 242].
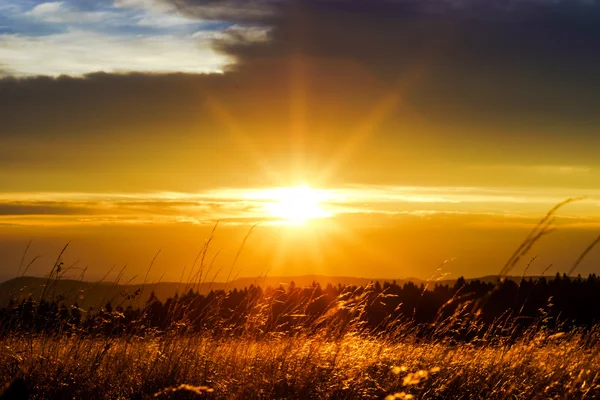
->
[0, 267, 594, 287]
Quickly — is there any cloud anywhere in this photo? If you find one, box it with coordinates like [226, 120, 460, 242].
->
[466, 164, 594, 177]
[114, 0, 172, 11]
[29, 2, 62, 16]
[0, 202, 96, 216]
[0, 30, 228, 77]
[26, 2, 115, 24]
[1, 185, 599, 227]
[166, 0, 600, 120]
[0, 0, 231, 77]
[0, 191, 293, 224]
[113, 0, 206, 27]
[532, 165, 593, 176]
[167, 0, 276, 22]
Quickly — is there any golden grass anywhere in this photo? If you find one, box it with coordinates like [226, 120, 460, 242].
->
[1, 328, 599, 399]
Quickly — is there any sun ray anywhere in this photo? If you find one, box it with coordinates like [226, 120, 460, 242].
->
[203, 95, 284, 184]
[289, 53, 308, 181]
[317, 26, 460, 185]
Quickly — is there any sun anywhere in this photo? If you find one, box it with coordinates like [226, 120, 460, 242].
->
[264, 186, 330, 225]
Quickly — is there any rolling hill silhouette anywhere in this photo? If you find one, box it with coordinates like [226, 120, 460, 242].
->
[0, 274, 533, 309]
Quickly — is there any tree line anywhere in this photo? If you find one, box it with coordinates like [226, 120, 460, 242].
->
[1, 273, 600, 341]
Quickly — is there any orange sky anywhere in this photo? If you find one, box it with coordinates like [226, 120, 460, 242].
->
[2, 0, 600, 282]
[1, 186, 599, 282]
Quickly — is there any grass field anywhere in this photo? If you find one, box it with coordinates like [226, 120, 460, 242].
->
[1, 327, 599, 399]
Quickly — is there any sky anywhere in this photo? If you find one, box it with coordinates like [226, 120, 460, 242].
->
[1, 0, 600, 282]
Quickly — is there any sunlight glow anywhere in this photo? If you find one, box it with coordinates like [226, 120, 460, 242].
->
[259, 186, 332, 224]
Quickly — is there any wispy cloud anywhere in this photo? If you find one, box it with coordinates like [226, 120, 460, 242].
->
[472, 165, 593, 176]
[26, 2, 115, 24]
[1, 185, 599, 227]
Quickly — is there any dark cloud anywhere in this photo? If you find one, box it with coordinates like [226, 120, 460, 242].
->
[0, 198, 266, 219]
[206, 0, 600, 122]
[2, 0, 598, 138]
[0, 202, 97, 216]
[173, 0, 600, 113]
[171, 0, 600, 65]
[0, 63, 391, 153]
[168, 0, 278, 22]
[169, 0, 600, 22]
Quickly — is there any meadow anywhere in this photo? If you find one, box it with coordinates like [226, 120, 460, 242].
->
[1, 314, 599, 399]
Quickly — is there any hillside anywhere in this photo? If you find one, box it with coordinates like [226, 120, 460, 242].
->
[0, 274, 535, 309]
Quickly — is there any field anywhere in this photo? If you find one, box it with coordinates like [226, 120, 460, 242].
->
[1, 327, 599, 399]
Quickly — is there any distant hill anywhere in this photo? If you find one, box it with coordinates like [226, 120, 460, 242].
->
[0, 275, 418, 308]
[0, 277, 217, 309]
[0, 274, 538, 309]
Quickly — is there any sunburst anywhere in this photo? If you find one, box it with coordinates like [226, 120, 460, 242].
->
[261, 185, 331, 225]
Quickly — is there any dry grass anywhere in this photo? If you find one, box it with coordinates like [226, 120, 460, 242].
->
[1, 328, 599, 399]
